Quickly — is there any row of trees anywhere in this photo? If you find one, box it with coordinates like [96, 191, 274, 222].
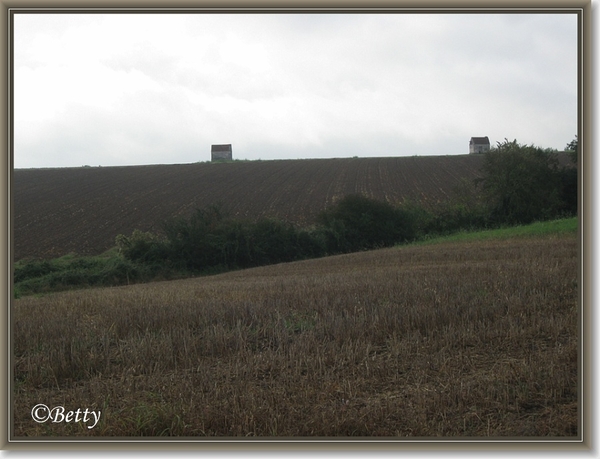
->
[479, 138, 576, 225]
[115, 138, 577, 277]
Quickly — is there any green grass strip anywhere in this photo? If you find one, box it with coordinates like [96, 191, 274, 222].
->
[413, 217, 578, 246]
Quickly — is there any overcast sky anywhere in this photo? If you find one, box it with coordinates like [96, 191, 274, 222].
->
[13, 12, 578, 168]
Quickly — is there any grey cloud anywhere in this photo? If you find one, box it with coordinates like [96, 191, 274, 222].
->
[14, 13, 578, 168]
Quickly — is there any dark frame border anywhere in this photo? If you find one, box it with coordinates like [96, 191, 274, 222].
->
[1, 0, 592, 453]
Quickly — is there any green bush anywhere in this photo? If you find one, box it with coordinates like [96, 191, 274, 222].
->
[423, 179, 489, 236]
[247, 218, 309, 265]
[558, 166, 577, 216]
[481, 139, 564, 225]
[116, 230, 170, 265]
[13, 250, 174, 296]
[161, 204, 229, 271]
[424, 203, 489, 236]
[14, 259, 57, 283]
[317, 194, 421, 252]
[159, 208, 326, 272]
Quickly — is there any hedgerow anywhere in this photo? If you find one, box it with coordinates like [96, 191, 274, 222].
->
[14, 141, 577, 296]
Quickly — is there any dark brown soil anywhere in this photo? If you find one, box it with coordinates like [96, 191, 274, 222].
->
[14, 155, 487, 260]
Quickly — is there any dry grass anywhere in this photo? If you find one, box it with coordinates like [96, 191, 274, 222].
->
[12, 234, 578, 438]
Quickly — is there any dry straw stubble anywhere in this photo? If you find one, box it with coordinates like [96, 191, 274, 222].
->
[13, 235, 578, 437]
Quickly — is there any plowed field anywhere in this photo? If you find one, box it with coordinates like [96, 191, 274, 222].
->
[13, 155, 488, 260]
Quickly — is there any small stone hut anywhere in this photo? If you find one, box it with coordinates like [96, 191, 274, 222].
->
[211, 144, 233, 161]
[469, 137, 490, 154]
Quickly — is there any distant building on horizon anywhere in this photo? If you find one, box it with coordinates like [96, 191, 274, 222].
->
[211, 144, 233, 161]
[469, 136, 490, 154]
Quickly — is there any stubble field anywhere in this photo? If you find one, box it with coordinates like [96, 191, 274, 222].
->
[12, 232, 578, 438]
